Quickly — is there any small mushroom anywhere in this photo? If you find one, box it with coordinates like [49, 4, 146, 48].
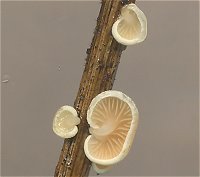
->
[53, 105, 80, 138]
[92, 163, 112, 174]
[84, 90, 139, 166]
[112, 3, 147, 45]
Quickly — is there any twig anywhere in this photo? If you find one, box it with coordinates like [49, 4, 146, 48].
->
[54, 0, 135, 176]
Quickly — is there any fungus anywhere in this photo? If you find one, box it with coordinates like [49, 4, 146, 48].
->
[112, 3, 147, 45]
[53, 105, 80, 138]
[92, 163, 112, 174]
[84, 90, 139, 166]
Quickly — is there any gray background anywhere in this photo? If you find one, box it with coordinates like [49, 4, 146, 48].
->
[1, 1, 199, 176]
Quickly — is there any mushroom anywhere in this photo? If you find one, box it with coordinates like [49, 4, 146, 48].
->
[112, 3, 147, 45]
[92, 163, 112, 174]
[53, 105, 80, 138]
[84, 90, 139, 166]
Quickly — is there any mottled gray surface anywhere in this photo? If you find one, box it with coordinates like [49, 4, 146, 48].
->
[1, 1, 199, 176]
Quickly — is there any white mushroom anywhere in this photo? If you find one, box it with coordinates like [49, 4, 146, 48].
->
[92, 163, 112, 174]
[53, 105, 80, 138]
[84, 90, 139, 166]
[112, 3, 147, 45]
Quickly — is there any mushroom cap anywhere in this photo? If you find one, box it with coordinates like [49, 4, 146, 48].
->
[112, 3, 147, 45]
[84, 91, 139, 165]
[92, 163, 112, 174]
[53, 105, 80, 138]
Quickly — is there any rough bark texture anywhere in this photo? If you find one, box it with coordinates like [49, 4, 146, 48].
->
[54, 0, 135, 177]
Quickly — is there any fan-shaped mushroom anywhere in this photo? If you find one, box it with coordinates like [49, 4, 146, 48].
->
[53, 105, 80, 138]
[112, 3, 147, 45]
[84, 90, 139, 166]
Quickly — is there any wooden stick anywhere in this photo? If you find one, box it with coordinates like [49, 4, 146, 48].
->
[54, 0, 135, 176]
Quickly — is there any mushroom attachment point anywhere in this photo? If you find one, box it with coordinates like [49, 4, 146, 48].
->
[92, 163, 112, 174]
[112, 3, 147, 45]
[53, 105, 80, 138]
[84, 90, 139, 166]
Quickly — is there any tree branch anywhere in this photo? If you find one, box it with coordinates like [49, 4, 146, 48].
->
[54, 0, 135, 176]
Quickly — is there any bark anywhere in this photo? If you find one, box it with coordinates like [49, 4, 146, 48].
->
[54, 0, 135, 177]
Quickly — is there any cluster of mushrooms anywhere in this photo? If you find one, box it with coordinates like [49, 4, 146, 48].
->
[53, 3, 147, 174]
